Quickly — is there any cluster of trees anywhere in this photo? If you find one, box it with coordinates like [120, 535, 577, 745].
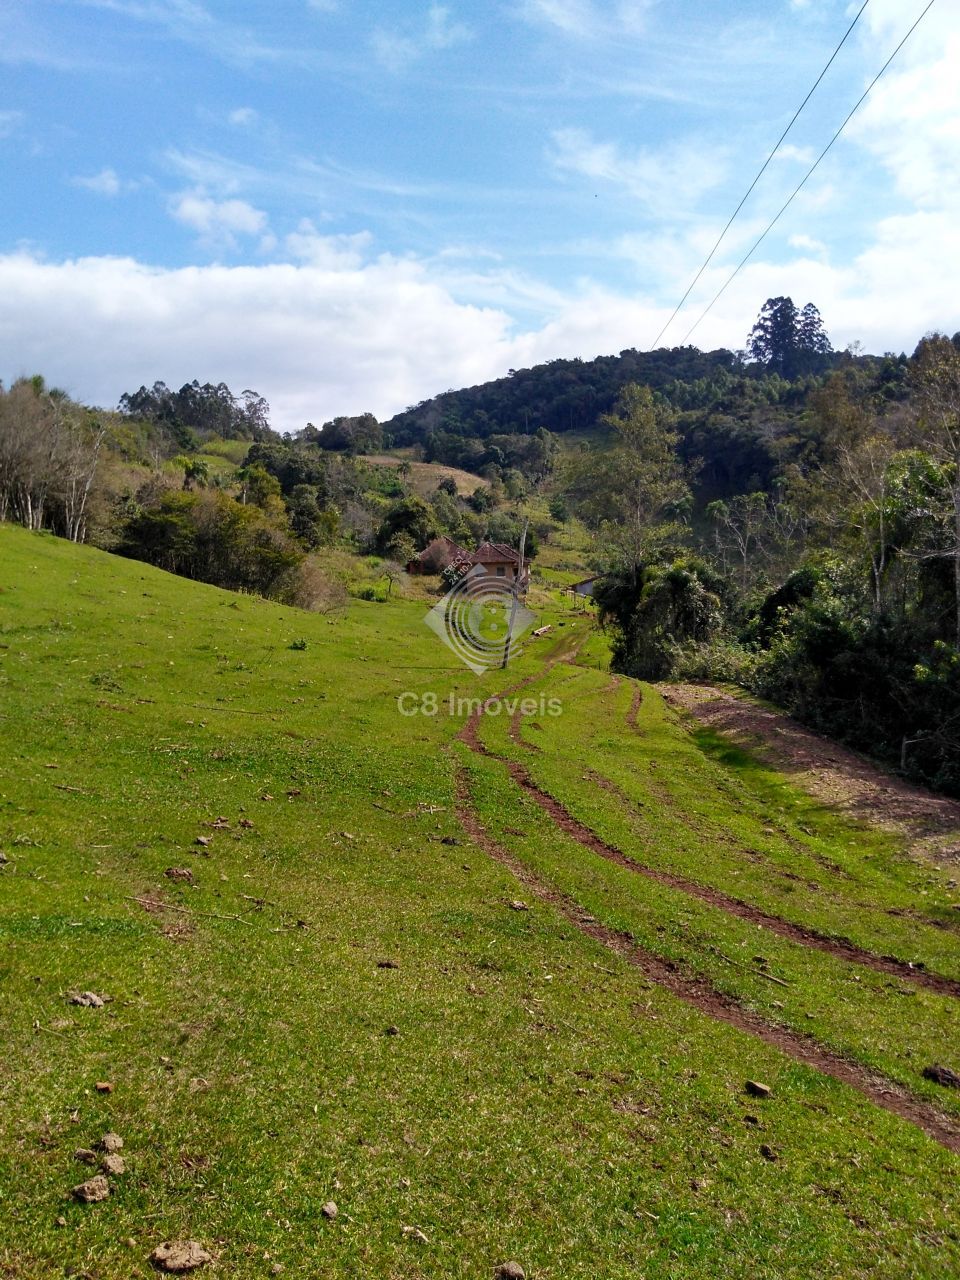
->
[0, 365, 540, 604]
[378, 299, 848, 500]
[385, 305, 839, 466]
[0, 378, 105, 543]
[386, 346, 747, 445]
[371, 491, 537, 565]
[117, 485, 309, 604]
[581, 329, 960, 795]
[746, 296, 832, 379]
[241, 431, 542, 565]
[304, 413, 383, 455]
[119, 380, 274, 451]
[421, 426, 557, 490]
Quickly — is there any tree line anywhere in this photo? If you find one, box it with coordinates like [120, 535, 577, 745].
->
[576, 328, 960, 795]
[0, 373, 537, 608]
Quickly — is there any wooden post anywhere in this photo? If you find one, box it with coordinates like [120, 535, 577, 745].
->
[502, 520, 529, 669]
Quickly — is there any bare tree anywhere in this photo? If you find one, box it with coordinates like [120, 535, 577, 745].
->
[834, 434, 900, 613]
[380, 560, 407, 598]
[0, 379, 106, 542]
[706, 492, 769, 589]
[60, 415, 107, 542]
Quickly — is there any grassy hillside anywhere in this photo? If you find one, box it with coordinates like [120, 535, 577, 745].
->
[1, 524, 959, 1278]
[360, 454, 490, 498]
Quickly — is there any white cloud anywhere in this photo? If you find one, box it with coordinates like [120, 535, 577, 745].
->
[3, 192, 959, 437]
[520, 0, 598, 36]
[773, 143, 815, 165]
[372, 4, 471, 73]
[849, 28, 960, 210]
[228, 106, 258, 127]
[71, 168, 124, 196]
[164, 147, 263, 195]
[0, 250, 518, 429]
[426, 4, 469, 48]
[519, 0, 654, 39]
[0, 109, 24, 137]
[169, 189, 269, 247]
[861, 0, 946, 45]
[72, 0, 337, 70]
[550, 127, 727, 216]
[284, 221, 373, 269]
[370, 29, 419, 74]
[787, 232, 827, 256]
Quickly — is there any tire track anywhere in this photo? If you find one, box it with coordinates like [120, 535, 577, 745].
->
[626, 683, 643, 730]
[460, 695, 960, 1001]
[455, 767, 960, 1155]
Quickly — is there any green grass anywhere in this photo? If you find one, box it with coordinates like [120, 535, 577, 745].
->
[471, 666, 960, 1106]
[1, 523, 959, 1278]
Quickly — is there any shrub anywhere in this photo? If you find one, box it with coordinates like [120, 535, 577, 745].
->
[117, 489, 305, 603]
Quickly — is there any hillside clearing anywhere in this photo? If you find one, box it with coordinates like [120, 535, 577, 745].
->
[360, 455, 490, 497]
[1, 524, 959, 1278]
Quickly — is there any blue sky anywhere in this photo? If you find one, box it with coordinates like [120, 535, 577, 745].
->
[1, 0, 957, 430]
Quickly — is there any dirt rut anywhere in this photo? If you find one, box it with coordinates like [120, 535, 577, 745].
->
[455, 767, 960, 1155]
[661, 683, 960, 863]
[505, 759, 960, 1001]
[464, 698, 960, 1001]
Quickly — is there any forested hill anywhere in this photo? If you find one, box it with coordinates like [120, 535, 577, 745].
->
[387, 345, 745, 440]
[384, 339, 911, 503]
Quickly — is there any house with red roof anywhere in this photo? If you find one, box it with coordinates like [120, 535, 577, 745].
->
[406, 537, 528, 589]
[469, 541, 523, 584]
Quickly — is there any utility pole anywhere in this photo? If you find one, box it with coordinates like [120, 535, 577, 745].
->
[502, 519, 528, 669]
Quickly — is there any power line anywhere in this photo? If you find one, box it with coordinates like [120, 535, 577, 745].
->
[679, 0, 938, 349]
[650, 0, 873, 350]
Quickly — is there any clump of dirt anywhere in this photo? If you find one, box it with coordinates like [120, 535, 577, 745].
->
[70, 991, 106, 1008]
[149, 1240, 212, 1272]
[72, 1175, 109, 1203]
[661, 684, 960, 863]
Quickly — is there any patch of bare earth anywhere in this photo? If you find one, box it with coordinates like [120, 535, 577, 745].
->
[661, 684, 960, 864]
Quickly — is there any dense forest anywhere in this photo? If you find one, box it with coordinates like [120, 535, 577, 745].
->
[2, 298, 958, 793]
[576, 318, 960, 797]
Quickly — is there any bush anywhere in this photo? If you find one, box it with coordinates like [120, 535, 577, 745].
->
[667, 637, 758, 685]
[117, 489, 306, 604]
[595, 555, 725, 680]
[290, 560, 349, 614]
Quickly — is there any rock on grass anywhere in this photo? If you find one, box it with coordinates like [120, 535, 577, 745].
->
[72, 1175, 110, 1203]
[495, 1264, 526, 1279]
[923, 1064, 960, 1089]
[70, 992, 105, 1008]
[149, 1240, 213, 1273]
[744, 1080, 772, 1099]
[99, 1132, 124, 1153]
